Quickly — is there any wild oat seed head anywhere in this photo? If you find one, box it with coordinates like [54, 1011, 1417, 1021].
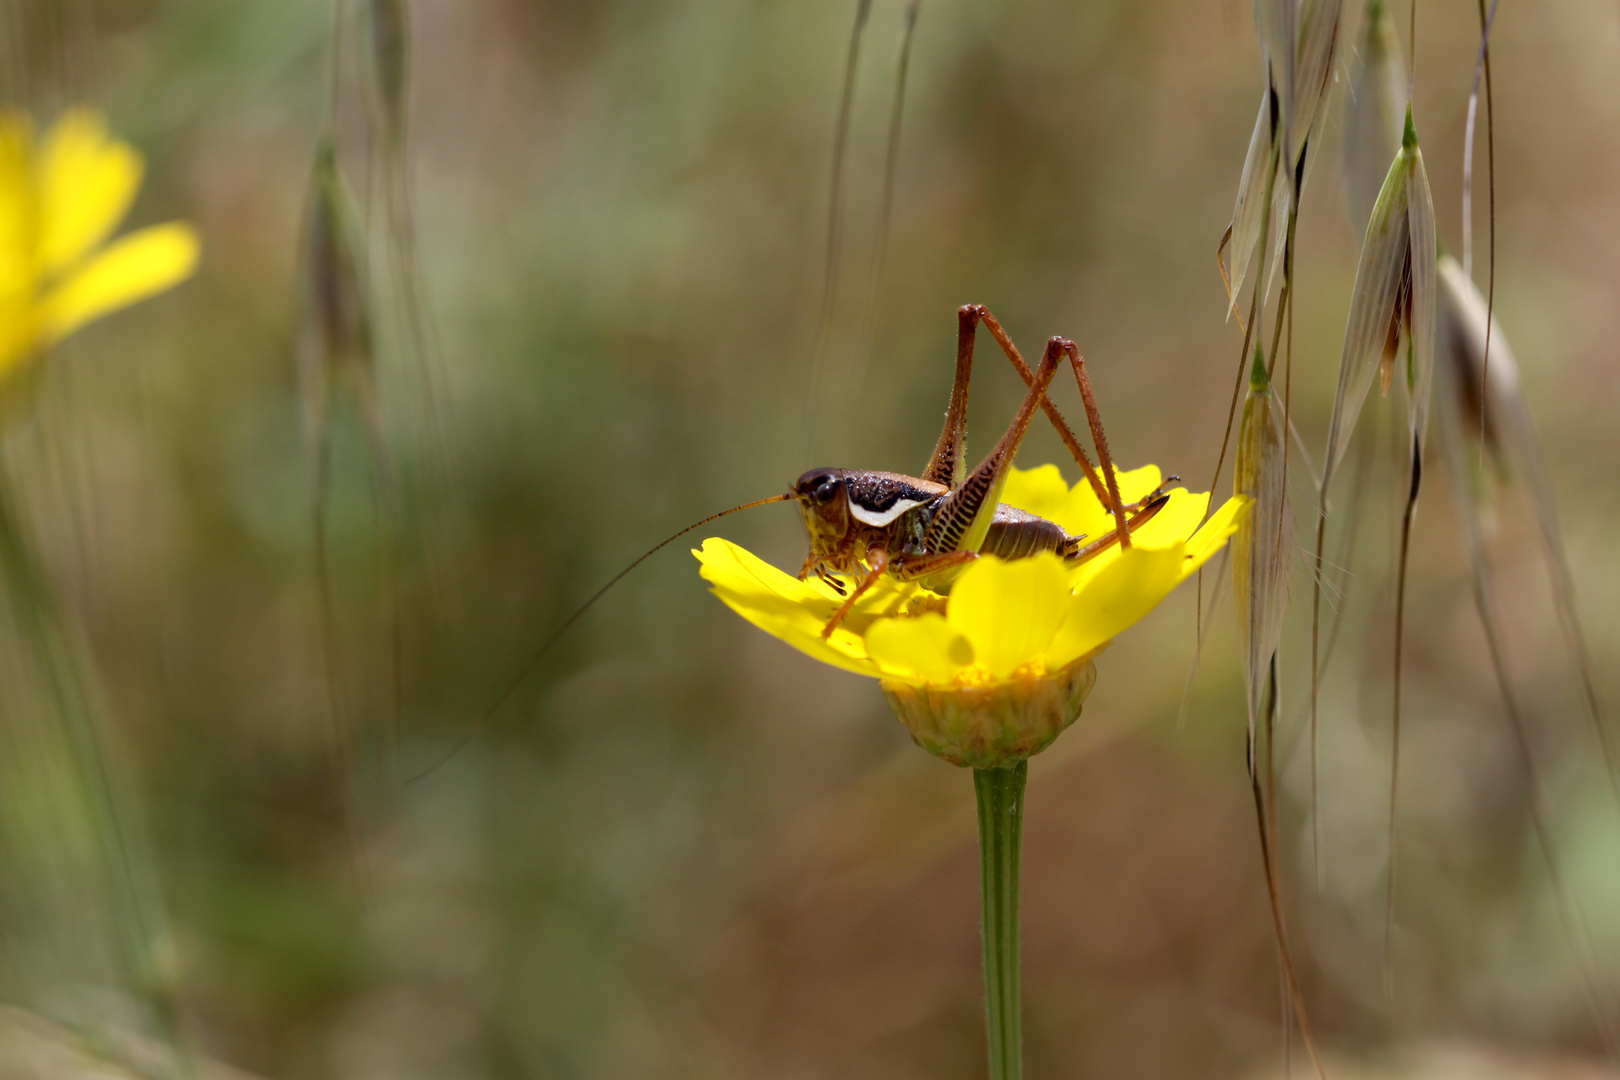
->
[1224, 0, 1343, 309]
[303, 142, 373, 382]
[1233, 346, 1292, 729]
[1323, 105, 1435, 488]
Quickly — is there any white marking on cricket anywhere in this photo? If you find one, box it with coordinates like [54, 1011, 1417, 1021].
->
[849, 498, 926, 527]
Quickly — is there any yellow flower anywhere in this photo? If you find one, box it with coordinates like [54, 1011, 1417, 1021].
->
[0, 109, 199, 382]
[695, 464, 1249, 766]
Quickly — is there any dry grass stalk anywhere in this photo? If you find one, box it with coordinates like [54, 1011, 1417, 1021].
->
[0, 472, 192, 1078]
[801, 0, 874, 460]
[1433, 257, 1620, 1051]
[1309, 105, 1434, 987]
[368, 0, 409, 152]
[849, 0, 922, 397]
[1435, 255, 1619, 799]
[298, 139, 396, 878]
[1232, 346, 1323, 1079]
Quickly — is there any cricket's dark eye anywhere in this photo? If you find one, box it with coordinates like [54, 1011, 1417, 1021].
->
[814, 477, 840, 504]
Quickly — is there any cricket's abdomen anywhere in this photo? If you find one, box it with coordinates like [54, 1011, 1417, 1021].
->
[980, 504, 1076, 561]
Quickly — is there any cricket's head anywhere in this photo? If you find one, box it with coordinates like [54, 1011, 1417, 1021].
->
[792, 468, 853, 560]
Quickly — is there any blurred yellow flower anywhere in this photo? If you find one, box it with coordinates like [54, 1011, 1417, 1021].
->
[0, 108, 199, 381]
[695, 464, 1247, 687]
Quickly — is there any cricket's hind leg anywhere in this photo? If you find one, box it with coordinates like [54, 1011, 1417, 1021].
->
[920, 305, 979, 488]
[1062, 342, 1137, 549]
[920, 306, 1160, 554]
[1062, 491, 1173, 566]
[1124, 476, 1180, 511]
[922, 337, 1065, 557]
[923, 305, 1116, 510]
[967, 305, 1118, 509]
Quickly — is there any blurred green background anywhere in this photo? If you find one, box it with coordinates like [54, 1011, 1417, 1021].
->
[5, 0, 1620, 1077]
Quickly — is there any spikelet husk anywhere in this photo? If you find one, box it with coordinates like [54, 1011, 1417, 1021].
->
[1322, 110, 1435, 491]
[1404, 143, 1438, 461]
[1233, 349, 1292, 731]
[1253, 0, 1296, 120]
[1343, 0, 1406, 234]
[1222, 95, 1274, 312]
[1224, 0, 1343, 307]
[1289, 0, 1344, 162]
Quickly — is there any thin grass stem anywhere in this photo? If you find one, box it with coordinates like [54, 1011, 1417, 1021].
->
[1247, 673, 1328, 1080]
[1383, 441, 1421, 995]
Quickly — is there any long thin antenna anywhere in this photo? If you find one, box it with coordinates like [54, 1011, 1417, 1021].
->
[407, 493, 793, 783]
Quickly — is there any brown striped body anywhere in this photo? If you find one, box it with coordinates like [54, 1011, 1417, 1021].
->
[792, 468, 1087, 593]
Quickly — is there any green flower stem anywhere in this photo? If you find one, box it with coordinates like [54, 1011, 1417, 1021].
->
[974, 761, 1026, 1080]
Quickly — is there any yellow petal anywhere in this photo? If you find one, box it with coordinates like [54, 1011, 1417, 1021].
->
[1186, 494, 1251, 565]
[946, 553, 1068, 680]
[40, 222, 199, 345]
[1111, 464, 1165, 505]
[1048, 494, 1251, 667]
[998, 463, 1072, 520]
[1073, 467, 1167, 540]
[39, 109, 143, 274]
[0, 303, 37, 379]
[1048, 545, 1189, 666]
[865, 612, 974, 685]
[1002, 463, 1163, 541]
[693, 538, 883, 679]
[0, 112, 34, 281]
[1128, 489, 1208, 550]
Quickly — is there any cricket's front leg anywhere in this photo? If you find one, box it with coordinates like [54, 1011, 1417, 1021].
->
[820, 547, 889, 638]
[890, 548, 978, 589]
[922, 336, 1065, 558]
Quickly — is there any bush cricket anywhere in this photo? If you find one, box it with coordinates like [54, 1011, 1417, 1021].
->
[416, 305, 1173, 777]
[793, 304, 1172, 635]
